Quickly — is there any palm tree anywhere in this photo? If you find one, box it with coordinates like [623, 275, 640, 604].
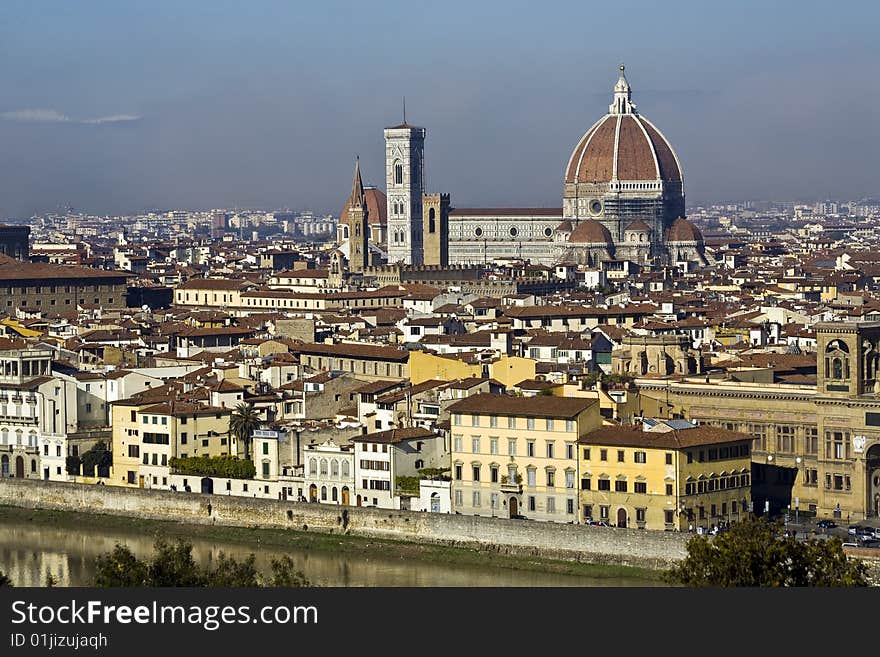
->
[229, 402, 262, 461]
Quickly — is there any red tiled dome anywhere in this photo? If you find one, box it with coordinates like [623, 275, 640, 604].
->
[565, 114, 682, 185]
[564, 68, 682, 186]
[665, 217, 703, 242]
[340, 186, 387, 226]
[568, 220, 613, 245]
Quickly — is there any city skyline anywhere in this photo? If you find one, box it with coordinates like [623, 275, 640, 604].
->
[1, 1, 879, 218]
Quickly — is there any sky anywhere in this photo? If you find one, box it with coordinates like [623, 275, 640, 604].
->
[1, 0, 878, 219]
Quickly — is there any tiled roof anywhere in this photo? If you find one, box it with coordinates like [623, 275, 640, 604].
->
[447, 393, 595, 419]
[579, 424, 752, 449]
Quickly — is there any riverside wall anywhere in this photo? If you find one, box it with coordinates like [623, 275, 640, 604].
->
[0, 478, 690, 570]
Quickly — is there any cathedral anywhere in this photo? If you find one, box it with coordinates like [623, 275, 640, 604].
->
[337, 66, 707, 270]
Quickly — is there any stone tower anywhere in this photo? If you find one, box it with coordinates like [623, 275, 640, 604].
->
[346, 158, 370, 274]
[815, 321, 880, 397]
[422, 193, 449, 266]
[385, 119, 426, 265]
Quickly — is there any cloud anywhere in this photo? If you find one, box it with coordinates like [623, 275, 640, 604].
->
[1, 109, 72, 122]
[1, 109, 142, 124]
[80, 114, 143, 124]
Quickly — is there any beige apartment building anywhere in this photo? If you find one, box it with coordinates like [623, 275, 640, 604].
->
[447, 393, 602, 521]
[110, 398, 233, 488]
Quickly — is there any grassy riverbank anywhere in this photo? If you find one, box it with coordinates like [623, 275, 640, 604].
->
[0, 505, 664, 583]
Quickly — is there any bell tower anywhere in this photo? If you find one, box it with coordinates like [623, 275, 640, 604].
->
[816, 321, 880, 396]
[346, 158, 369, 274]
[385, 114, 426, 265]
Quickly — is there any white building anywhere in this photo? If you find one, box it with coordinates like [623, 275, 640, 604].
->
[303, 439, 355, 505]
[0, 344, 77, 482]
[351, 427, 447, 509]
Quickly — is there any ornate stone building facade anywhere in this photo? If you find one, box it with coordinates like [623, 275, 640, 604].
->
[636, 321, 880, 521]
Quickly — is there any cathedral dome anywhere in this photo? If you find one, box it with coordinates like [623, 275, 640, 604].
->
[564, 66, 683, 186]
[665, 217, 703, 243]
[339, 186, 387, 226]
[568, 219, 613, 245]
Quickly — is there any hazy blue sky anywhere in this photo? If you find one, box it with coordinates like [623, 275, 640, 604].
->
[1, 0, 878, 218]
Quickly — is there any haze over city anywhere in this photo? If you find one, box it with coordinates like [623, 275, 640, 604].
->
[1, 0, 878, 218]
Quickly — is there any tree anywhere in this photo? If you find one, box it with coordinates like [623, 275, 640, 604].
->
[65, 454, 82, 477]
[0, 569, 11, 587]
[146, 540, 206, 587]
[93, 539, 310, 587]
[94, 544, 150, 587]
[229, 402, 262, 461]
[80, 441, 112, 478]
[205, 553, 260, 587]
[665, 516, 868, 587]
[265, 556, 310, 587]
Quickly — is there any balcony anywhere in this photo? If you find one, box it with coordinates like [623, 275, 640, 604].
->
[500, 474, 522, 494]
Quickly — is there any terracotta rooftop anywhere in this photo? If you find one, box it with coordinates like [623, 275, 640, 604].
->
[447, 393, 596, 419]
[578, 424, 753, 449]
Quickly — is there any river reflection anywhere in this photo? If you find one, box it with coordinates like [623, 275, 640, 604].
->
[0, 517, 662, 587]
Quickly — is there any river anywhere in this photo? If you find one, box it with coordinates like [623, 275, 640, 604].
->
[0, 513, 661, 587]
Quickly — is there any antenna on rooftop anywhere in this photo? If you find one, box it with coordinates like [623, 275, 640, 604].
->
[403, 96, 406, 124]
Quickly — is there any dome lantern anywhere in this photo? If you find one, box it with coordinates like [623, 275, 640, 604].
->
[610, 64, 636, 115]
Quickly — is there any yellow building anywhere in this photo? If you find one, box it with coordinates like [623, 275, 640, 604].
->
[487, 356, 537, 390]
[578, 419, 753, 531]
[447, 393, 602, 521]
[110, 398, 233, 488]
[409, 350, 536, 389]
[409, 350, 481, 384]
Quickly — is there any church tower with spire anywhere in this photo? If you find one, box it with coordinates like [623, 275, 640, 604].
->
[346, 158, 370, 274]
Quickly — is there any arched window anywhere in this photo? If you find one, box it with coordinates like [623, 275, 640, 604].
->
[309, 458, 317, 476]
[342, 461, 350, 477]
[331, 459, 339, 477]
[320, 459, 328, 475]
[394, 162, 403, 185]
[331, 487, 338, 502]
[428, 208, 436, 233]
[321, 486, 327, 501]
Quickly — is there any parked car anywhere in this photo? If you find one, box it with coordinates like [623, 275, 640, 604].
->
[856, 527, 876, 540]
[816, 519, 836, 529]
[848, 525, 865, 535]
[874, 527, 880, 540]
